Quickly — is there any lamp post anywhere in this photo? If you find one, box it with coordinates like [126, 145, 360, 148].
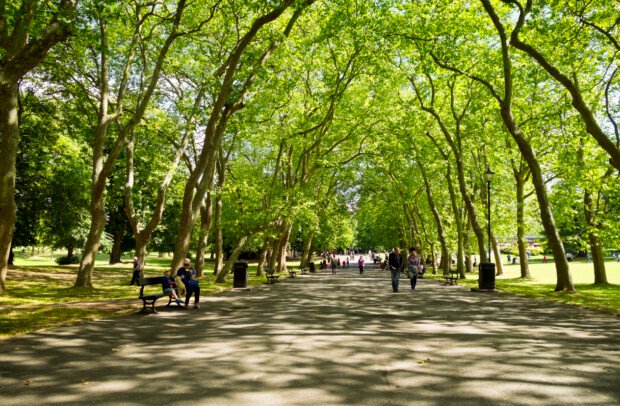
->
[477, 166, 497, 291]
[483, 167, 495, 262]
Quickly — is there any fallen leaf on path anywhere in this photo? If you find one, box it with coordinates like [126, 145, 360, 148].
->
[417, 358, 431, 364]
[25, 380, 32, 385]
[81, 379, 89, 385]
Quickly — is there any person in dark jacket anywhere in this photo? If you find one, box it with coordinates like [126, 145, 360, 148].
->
[130, 256, 141, 285]
[388, 247, 402, 292]
[177, 258, 200, 309]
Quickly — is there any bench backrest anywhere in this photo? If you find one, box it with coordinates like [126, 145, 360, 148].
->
[139, 276, 165, 286]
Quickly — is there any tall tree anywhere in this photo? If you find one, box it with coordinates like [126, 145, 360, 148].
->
[0, 0, 77, 294]
[170, 1, 316, 272]
[55, 0, 197, 287]
[430, 0, 574, 291]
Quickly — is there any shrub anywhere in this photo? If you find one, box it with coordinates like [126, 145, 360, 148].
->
[55, 255, 80, 265]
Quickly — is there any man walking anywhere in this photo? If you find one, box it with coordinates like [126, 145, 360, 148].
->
[388, 247, 402, 292]
[358, 255, 365, 275]
[130, 256, 141, 286]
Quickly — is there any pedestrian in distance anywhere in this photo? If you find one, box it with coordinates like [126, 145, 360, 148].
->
[130, 256, 142, 286]
[358, 255, 365, 275]
[330, 256, 337, 274]
[408, 247, 420, 291]
[388, 247, 402, 293]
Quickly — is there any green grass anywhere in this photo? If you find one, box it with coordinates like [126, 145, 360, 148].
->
[5, 252, 618, 338]
[440, 257, 620, 316]
[0, 252, 272, 338]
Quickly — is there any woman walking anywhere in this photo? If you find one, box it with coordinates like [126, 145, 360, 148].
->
[408, 247, 420, 291]
[358, 255, 365, 275]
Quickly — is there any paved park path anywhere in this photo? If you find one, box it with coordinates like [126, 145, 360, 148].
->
[1, 266, 619, 405]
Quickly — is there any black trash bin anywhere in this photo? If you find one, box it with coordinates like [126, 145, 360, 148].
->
[478, 262, 496, 290]
[309, 262, 315, 273]
[233, 261, 248, 288]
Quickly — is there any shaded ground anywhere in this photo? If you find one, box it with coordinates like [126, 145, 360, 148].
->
[0, 265, 618, 405]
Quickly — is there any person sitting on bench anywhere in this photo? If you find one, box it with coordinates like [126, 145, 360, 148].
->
[177, 258, 200, 309]
[162, 269, 183, 307]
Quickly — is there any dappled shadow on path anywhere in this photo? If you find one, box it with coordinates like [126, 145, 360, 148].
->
[1, 268, 618, 405]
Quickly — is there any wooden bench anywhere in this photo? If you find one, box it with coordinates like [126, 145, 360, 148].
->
[443, 271, 459, 286]
[300, 268, 309, 275]
[138, 276, 183, 314]
[288, 270, 298, 278]
[266, 270, 281, 284]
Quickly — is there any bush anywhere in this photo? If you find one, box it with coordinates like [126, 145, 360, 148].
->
[55, 255, 80, 265]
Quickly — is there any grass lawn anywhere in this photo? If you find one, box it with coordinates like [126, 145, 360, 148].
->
[445, 257, 620, 316]
[3, 252, 618, 338]
[0, 251, 276, 338]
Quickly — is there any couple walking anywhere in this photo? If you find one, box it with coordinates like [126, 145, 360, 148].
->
[389, 247, 420, 293]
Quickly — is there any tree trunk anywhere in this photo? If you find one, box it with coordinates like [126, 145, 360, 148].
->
[213, 193, 224, 275]
[0, 82, 19, 295]
[492, 234, 504, 276]
[479, 0, 573, 291]
[500, 105, 572, 291]
[514, 169, 531, 278]
[584, 190, 608, 284]
[109, 229, 123, 264]
[464, 210, 474, 274]
[195, 193, 213, 277]
[417, 155, 450, 276]
[8, 244, 14, 266]
[256, 244, 269, 277]
[429, 242, 437, 274]
[134, 234, 148, 267]
[464, 251, 473, 274]
[75, 198, 106, 287]
[267, 236, 280, 271]
[277, 222, 292, 273]
[454, 157, 487, 264]
[444, 163, 465, 277]
[300, 231, 314, 269]
[216, 235, 249, 283]
[414, 82, 487, 262]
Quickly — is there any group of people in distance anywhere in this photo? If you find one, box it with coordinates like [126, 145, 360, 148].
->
[130, 247, 424, 307]
[326, 247, 424, 292]
[130, 257, 201, 309]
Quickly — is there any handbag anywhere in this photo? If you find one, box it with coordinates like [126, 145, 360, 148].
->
[408, 265, 418, 278]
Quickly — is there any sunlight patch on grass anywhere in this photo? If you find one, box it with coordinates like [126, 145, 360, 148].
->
[441, 258, 620, 316]
[1, 256, 272, 338]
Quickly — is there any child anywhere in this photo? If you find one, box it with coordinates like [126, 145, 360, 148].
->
[162, 269, 183, 307]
